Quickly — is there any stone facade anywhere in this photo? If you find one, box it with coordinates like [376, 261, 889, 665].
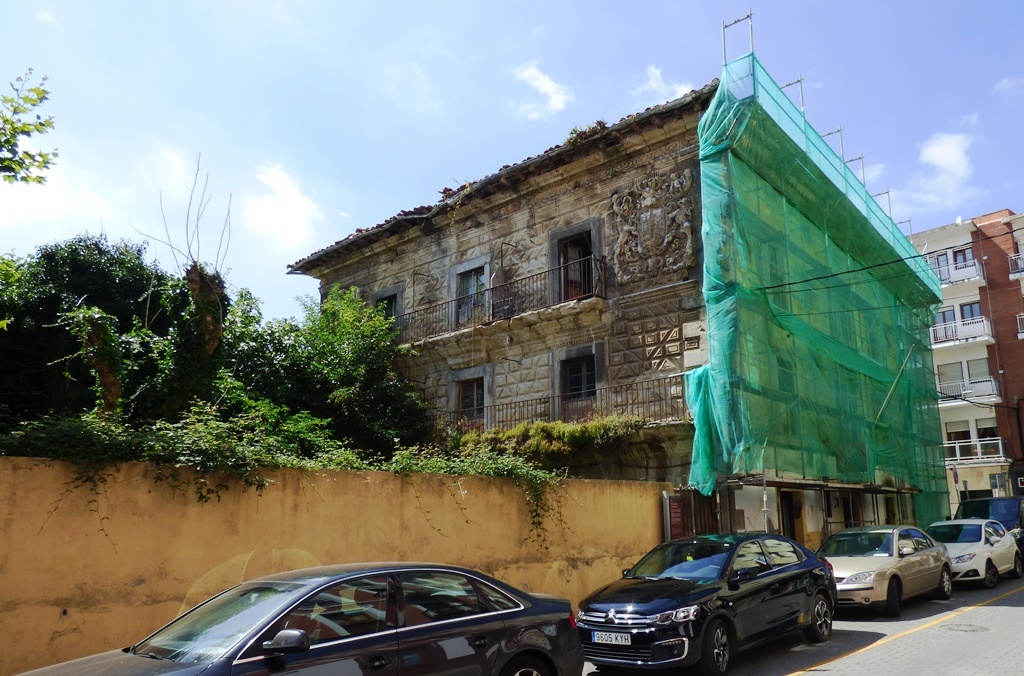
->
[294, 87, 719, 483]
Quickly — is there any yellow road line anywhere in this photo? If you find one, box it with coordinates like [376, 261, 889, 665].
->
[787, 582, 1024, 675]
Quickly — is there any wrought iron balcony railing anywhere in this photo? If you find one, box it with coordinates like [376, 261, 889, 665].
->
[440, 373, 685, 432]
[395, 256, 606, 343]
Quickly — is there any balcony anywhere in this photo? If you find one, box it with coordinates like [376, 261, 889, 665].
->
[395, 256, 607, 343]
[1018, 313, 1024, 340]
[938, 377, 1000, 405]
[1009, 253, 1024, 280]
[440, 374, 685, 432]
[931, 259, 983, 286]
[944, 438, 1009, 465]
[930, 317, 993, 347]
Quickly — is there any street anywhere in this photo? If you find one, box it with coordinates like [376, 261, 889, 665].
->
[584, 579, 1024, 676]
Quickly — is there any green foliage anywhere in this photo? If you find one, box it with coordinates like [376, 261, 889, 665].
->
[1, 69, 57, 184]
[453, 416, 644, 458]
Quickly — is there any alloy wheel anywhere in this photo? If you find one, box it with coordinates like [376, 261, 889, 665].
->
[712, 625, 730, 672]
[814, 597, 832, 638]
[941, 569, 952, 597]
[986, 561, 998, 587]
[511, 669, 542, 676]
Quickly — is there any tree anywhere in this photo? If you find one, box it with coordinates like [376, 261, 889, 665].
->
[1, 69, 57, 183]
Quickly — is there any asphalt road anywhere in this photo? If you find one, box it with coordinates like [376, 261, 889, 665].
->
[583, 578, 1024, 675]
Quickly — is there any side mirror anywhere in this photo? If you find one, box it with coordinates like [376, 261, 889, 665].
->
[728, 567, 756, 589]
[622, 568, 631, 578]
[898, 545, 914, 557]
[262, 629, 310, 654]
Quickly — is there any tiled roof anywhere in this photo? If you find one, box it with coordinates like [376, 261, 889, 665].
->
[288, 79, 718, 275]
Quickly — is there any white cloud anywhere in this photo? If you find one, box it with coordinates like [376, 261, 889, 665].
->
[379, 64, 442, 114]
[632, 65, 694, 103]
[0, 166, 112, 237]
[863, 162, 885, 184]
[892, 132, 984, 215]
[36, 10, 56, 24]
[241, 165, 323, 251]
[994, 77, 1024, 95]
[514, 62, 572, 120]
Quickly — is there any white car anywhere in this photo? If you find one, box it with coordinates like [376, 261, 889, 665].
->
[926, 518, 1023, 587]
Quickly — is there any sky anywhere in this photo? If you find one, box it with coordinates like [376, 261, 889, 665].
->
[3, 1, 1023, 320]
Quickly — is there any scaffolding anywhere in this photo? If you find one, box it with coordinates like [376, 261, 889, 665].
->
[685, 53, 948, 527]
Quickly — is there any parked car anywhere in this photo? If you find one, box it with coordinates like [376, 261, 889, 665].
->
[576, 534, 836, 675]
[23, 563, 583, 676]
[926, 518, 1023, 586]
[819, 525, 952, 617]
[954, 497, 1024, 551]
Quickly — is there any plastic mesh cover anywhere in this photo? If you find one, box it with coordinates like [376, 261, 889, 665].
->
[685, 54, 948, 526]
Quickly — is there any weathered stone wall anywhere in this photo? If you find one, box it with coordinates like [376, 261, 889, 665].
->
[0, 457, 670, 674]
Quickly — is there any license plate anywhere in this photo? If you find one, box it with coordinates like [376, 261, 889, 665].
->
[593, 631, 631, 645]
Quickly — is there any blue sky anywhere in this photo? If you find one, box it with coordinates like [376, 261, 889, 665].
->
[3, 1, 1022, 320]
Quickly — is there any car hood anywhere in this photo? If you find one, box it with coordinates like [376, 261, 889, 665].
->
[21, 649, 213, 675]
[824, 555, 896, 578]
[580, 577, 719, 614]
[943, 542, 984, 558]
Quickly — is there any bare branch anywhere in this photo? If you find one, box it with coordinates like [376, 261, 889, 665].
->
[158, 192, 181, 270]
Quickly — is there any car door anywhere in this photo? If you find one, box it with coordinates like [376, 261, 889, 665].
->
[907, 527, 941, 594]
[894, 528, 926, 596]
[759, 538, 810, 631]
[232, 574, 398, 675]
[394, 570, 505, 676]
[723, 540, 777, 643]
[986, 521, 1015, 572]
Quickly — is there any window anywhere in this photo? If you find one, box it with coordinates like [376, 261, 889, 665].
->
[961, 302, 982, 320]
[930, 252, 950, 281]
[561, 355, 596, 400]
[988, 521, 1007, 538]
[967, 358, 990, 381]
[557, 234, 594, 301]
[265, 576, 390, 647]
[398, 572, 481, 626]
[945, 420, 970, 442]
[952, 247, 975, 266]
[935, 307, 955, 325]
[977, 417, 998, 439]
[731, 541, 769, 572]
[457, 378, 485, 421]
[936, 362, 964, 384]
[905, 527, 932, 551]
[761, 539, 803, 567]
[456, 267, 486, 325]
[897, 530, 915, 553]
[475, 581, 519, 611]
[377, 294, 398, 318]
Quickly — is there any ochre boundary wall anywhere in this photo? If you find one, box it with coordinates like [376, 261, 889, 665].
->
[0, 457, 669, 674]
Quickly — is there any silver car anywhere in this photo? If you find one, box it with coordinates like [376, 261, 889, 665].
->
[818, 525, 952, 616]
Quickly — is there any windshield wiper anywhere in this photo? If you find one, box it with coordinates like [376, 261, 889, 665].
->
[136, 651, 170, 661]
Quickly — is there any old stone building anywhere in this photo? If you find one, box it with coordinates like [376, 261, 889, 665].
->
[290, 84, 720, 485]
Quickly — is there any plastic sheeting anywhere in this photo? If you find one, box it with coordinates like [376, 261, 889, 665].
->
[685, 54, 948, 526]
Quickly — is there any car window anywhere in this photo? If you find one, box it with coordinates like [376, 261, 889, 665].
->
[398, 571, 481, 626]
[275, 576, 389, 646]
[905, 528, 932, 551]
[761, 538, 803, 567]
[927, 523, 982, 543]
[820, 531, 893, 557]
[989, 521, 1007, 538]
[897, 530, 915, 553]
[474, 580, 519, 611]
[731, 540, 769, 572]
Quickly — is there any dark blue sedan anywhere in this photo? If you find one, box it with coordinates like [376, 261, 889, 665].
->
[25, 563, 583, 676]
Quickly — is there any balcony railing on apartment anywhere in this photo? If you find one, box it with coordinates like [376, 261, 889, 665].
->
[938, 377, 999, 402]
[440, 374, 685, 431]
[930, 259, 983, 285]
[930, 317, 992, 345]
[1017, 313, 1024, 339]
[944, 438, 1007, 465]
[1009, 253, 1024, 279]
[395, 256, 607, 343]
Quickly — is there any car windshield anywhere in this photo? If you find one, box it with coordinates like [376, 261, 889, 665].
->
[819, 531, 893, 557]
[133, 581, 304, 664]
[628, 541, 732, 580]
[927, 523, 982, 543]
[956, 499, 1020, 529]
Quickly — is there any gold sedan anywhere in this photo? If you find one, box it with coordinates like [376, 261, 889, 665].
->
[818, 525, 952, 616]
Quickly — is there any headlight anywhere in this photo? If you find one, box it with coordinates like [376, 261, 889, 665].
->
[844, 571, 875, 585]
[648, 605, 700, 624]
[952, 552, 976, 564]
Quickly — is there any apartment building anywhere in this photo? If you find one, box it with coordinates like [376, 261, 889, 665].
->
[910, 209, 1024, 510]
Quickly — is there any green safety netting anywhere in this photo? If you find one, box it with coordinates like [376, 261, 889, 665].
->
[685, 53, 948, 526]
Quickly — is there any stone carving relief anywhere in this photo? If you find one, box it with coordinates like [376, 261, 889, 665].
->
[412, 268, 445, 306]
[610, 166, 698, 286]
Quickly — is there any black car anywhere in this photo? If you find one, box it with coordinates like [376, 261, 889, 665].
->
[576, 534, 836, 675]
[955, 497, 1024, 551]
[25, 563, 583, 676]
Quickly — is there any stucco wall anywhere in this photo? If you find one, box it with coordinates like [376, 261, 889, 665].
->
[0, 457, 669, 674]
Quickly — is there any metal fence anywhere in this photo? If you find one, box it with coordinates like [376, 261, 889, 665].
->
[439, 373, 685, 432]
[396, 256, 607, 343]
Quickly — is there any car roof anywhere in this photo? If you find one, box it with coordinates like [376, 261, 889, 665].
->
[251, 562, 486, 586]
[828, 525, 906, 534]
[667, 532, 781, 546]
[929, 519, 995, 526]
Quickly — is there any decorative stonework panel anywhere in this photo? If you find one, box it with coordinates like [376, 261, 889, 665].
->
[609, 298, 691, 382]
[494, 354, 551, 405]
[609, 164, 699, 290]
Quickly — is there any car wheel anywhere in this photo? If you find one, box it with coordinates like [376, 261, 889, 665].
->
[697, 618, 731, 675]
[500, 655, 552, 676]
[983, 560, 999, 589]
[1011, 553, 1024, 579]
[802, 592, 832, 643]
[884, 577, 901, 617]
[934, 566, 953, 600]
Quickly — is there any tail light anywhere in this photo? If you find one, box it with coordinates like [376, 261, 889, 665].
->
[823, 558, 834, 576]
[569, 612, 578, 629]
